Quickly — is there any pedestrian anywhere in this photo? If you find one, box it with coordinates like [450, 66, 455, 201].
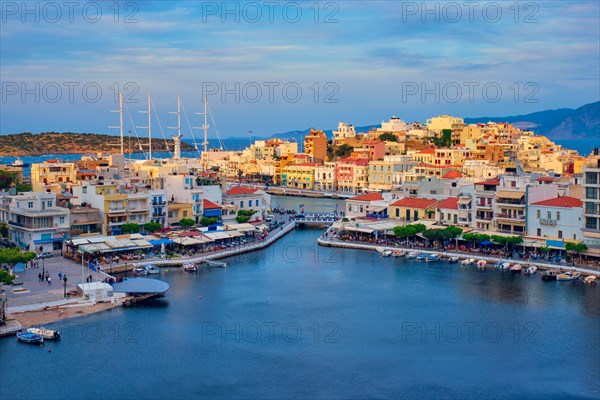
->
[38, 272, 42, 282]
[45, 272, 49, 281]
[58, 272, 62, 280]
[47, 277, 52, 285]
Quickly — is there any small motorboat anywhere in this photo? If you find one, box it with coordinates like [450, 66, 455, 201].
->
[133, 266, 147, 275]
[391, 251, 406, 258]
[207, 260, 227, 268]
[11, 158, 30, 168]
[425, 254, 440, 263]
[448, 256, 459, 264]
[501, 262, 512, 270]
[524, 265, 537, 275]
[27, 327, 61, 340]
[477, 260, 487, 269]
[510, 264, 522, 273]
[16, 331, 43, 344]
[541, 269, 559, 281]
[183, 263, 198, 272]
[415, 253, 427, 261]
[376, 247, 392, 257]
[584, 275, 597, 286]
[557, 271, 581, 281]
[144, 265, 159, 275]
[460, 258, 475, 266]
[406, 251, 419, 259]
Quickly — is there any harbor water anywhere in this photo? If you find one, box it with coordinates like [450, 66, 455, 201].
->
[0, 198, 599, 399]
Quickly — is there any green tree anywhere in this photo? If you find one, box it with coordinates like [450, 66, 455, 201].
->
[378, 133, 397, 142]
[121, 223, 140, 234]
[200, 217, 218, 227]
[393, 225, 418, 244]
[0, 269, 16, 285]
[412, 223, 427, 233]
[179, 218, 195, 229]
[0, 248, 36, 274]
[143, 222, 162, 233]
[333, 144, 354, 159]
[565, 242, 588, 264]
[444, 226, 463, 240]
[236, 215, 251, 223]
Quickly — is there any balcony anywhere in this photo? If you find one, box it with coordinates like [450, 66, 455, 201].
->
[108, 220, 126, 226]
[495, 200, 525, 207]
[108, 207, 127, 213]
[128, 207, 149, 213]
[152, 212, 166, 217]
[152, 200, 167, 206]
[476, 215, 493, 221]
[539, 218, 557, 226]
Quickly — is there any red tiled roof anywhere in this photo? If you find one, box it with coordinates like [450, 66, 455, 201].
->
[441, 170, 463, 179]
[537, 177, 556, 182]
[391, 197, 440, 209]
[348, 193, 383, 202]
[475, 178, 500, 185]
[531, 196, 583, 208]
[203, 199, 221, 209]
[417, 148, 436, 154]
[437, 197, 459, 210]
[340, 158, 369, 166]
[226, 187, 258, 195]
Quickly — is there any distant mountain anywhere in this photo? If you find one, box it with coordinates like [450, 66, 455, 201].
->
[465, 101, 600, 139]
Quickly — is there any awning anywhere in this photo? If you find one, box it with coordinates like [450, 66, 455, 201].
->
[457, 198, 472, 205]
[148, 238, 174, 246]
[172, 236, 212, 246]
[368, 206, 387, 212]
[496, 191, 525, 199]
[343, 226, 375, 234]
[34, 238, 64, 244]
[79, 243, 111, 253]
[131, 239, 153, 249]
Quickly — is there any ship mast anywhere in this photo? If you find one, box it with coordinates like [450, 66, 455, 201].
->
[168, 95, 182, 159]
[137, 93, 152, 160]
[194, 96, 210, 168]
[109, 91, 124, 154]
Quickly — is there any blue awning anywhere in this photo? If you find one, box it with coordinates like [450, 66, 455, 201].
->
[34, 238, 64, 244]
[148, 239, 174, 246]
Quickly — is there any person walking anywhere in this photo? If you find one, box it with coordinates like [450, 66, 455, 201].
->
[47, 277, 52, 285]
[38, 272, 42, 282]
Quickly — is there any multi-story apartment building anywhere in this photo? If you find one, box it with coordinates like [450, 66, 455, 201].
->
[425, 115, 464, 132]
[5, 192, 69, 252]
[282, 163, 317, 190]
[368, 161, 395, 191]
[582, 152, 600, 244]
[528, 197, 583, 241]
[314, 163, 336, 192]
[30, 161, 77, 192]
[224, 187, 271, 220]
[336, 158, 369, 194]
[332, 122, 356, 145]
[474, 178, 499, 231]
[69, 205, 102, 236]
[304, 130, 328, 164]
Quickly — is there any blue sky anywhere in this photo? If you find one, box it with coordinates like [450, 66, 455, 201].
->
[1, 1, 598, 138]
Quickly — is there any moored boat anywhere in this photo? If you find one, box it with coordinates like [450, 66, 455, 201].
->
[207, 260, 227, 268]
[460, 258, 475, 266]
[16, 331, 44, 344]
[133, 266, 147, 275]
[584, 275, 597, 285]
[183, 263, 198, 272]
[477, 260, 487, 269]
[524, 265, 537, 275]
[11, 158, 30, 168]
[448, 256, 459, 264]
[144, 265, 159, 274]
[541, 269, 559, 281]
[425, 254, 440, 263]
[415, 253, 427, 261]
[406, 251, 419, 259]
[557, 271, 580, 281]
[391, 251, 406, 258]
[510, 264, 522, 273]
[501, 262, 511, 270]
[376, 247, 392, 257]
[27, 327, 61, 340]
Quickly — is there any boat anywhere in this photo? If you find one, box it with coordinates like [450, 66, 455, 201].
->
[541, 269, 559, 281]
[425, 254, 440, 263]
[183, 263, 198, 272]
[133, 266, 147, 275]
[510, 264, 522, 273]
[501, 262, 511, 270]
[207, 260, 227, 268]
[584, 275, 597, 285]
[16, 331, 43, 344]
[448, 256, 459, 264]
[376, 247, 392, 257]
[477, 260, 486, 269]
[415, 253, 427, 261]
[144, 265, 159, 275]
[11, 158, 30, 168]
[391, 251, 406, 258]
[524, 265, 538, 275]
[460, 258, 475, 266]
[406, 251, 419, 259]
[26, 327, 61, 340]
[557, 271, 581, 281]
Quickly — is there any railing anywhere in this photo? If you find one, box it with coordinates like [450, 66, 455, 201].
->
[108, 207, 126, 213]
[495, 200, 525, 206]
[539, 218, 557, 226]
[476, 215, 493, 221]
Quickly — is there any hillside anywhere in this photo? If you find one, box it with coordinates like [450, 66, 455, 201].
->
[0, 132, 195, 156]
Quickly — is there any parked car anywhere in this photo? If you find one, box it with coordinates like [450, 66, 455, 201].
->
[266, 214, 275, 222]
[37, 252, 53, 259]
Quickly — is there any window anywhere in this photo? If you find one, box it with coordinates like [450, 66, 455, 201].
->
[558, 230, 563, 238]
[82, 187, 87, 194]
[537, 228, 541, 236]
[28, 202, 33, 208]
[255, 200, 259, 207]
[59, 217, 64, 224]
[240, 201, 244, 208]
[547, 211, 551, 219]
[556, 212, 560, 221]
[183, 211, 188, 218]
[395, 208, 399, 218]
[586, 187, 598, 200]
[537, 210, 540, 218]
[47, 201, 52, 207]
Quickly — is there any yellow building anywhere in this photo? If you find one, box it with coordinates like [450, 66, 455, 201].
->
[368, 161, 395, 191]
[304, 129, 328, 164]
[389, 197, 440, 221]
[168, 202, 193, 226]
[282, 163, 317, 190]
[31, 161, 77, 192]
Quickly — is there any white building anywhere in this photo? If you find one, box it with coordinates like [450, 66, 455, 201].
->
[332, 122, 356, 144]
[582, 153, 600, 245]
[314, 163, 336, 192]
[223, 187, 271, 221]
[528, 196, 584, 241]
[6, 192, 70, 252]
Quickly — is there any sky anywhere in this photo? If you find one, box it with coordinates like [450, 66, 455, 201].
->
[1, 0, 599, 139]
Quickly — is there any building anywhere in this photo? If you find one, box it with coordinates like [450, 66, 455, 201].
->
[224, 187, 271, 221]
[582, 152, 600, 245]
[528, 196, 584, 241]
[282, 163, 317, 190]
[332, 122, 356, 145]
[314, 163, 336, 192]
[425, 115, 464, 132]
[389, 197, 440, 222]
[202, 199, 223, 222]
[5, 192, 69, 252]
[345, 193, 384, 218]
[304, 130, 328, 163]
[437, 197, 459, 225]
[30, 160, 77, 192]
[368, 161, 395, 191]
[69, 205, 102, 236]
[474, 178, 499, 231]
[336, 158, 369, 194]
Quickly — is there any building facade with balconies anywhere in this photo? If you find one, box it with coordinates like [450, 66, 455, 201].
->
[582, 152, 600, 244]
[528, 196, 584, 241]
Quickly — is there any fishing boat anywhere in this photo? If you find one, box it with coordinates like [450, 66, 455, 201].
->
[510, 264, 522, 273]
[376, 247, 392, 257]
[524, 265, 537, 275]
[448, 256, 459, 264]
[183, 263, 198, 272]
[144, 265, 159, 275]
[11, 158, 30, 168]
[133, 266, 147, 275]
[207, 260, 227, 268]
[557, 271, 580, 281]
[477, 260, 486, 269]
[415, 253, 427, 261]
[501, 262, 512, 270]
[27, 327, 61, 340]
[16, 331, 43, 344]
[425, 254, 440, 263]
[584, 275, 597, 285]
[391, 251, 406, 258]
[541, 269, 559, 281]
[406, 251, 419, 259]
[460, 258, 475, 266]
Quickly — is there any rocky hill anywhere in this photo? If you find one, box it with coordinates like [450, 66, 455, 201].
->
[0, 132, 195, 156]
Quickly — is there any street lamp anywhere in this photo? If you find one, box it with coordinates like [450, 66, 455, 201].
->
[63, 274, 68, 298]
